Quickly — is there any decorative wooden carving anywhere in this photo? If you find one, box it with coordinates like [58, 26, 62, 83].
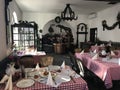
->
[76, 23, 88, 48]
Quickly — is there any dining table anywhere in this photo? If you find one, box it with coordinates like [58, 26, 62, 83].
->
[90, 45, 105, 53]
[8, 51, 47, 64]
[75, 52, 120, 89]
[0, 65, 88, 90]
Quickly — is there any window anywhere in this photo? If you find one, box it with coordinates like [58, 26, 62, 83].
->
[11, 21, 38, 51]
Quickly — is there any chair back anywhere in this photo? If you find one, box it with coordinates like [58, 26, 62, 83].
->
[76, 59, 84, 77]
[19, 55, 34, 68]
[40, 55, 53, 67]
[69, 52, 80, 74]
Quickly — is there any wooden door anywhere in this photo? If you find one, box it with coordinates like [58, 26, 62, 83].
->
[90, 28, 97, 42]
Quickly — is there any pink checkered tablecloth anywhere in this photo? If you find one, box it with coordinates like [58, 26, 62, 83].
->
[0, 77, 88, 90]
[75, 52, 120, 89]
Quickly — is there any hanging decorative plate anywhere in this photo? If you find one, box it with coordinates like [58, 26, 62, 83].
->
[55, 16, 61, 23]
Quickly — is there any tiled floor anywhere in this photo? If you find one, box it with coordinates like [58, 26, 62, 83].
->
[48, 53, 120, 90]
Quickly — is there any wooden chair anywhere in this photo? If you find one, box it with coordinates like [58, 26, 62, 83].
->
[69, 52, 80, 74]
[76, 58, 84, 77]
[69, 52, 85, 77]
[18, 55, 34, 68]
[40, 55, 53, 67]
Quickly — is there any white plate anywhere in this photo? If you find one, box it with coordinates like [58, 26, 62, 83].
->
[16, 79, 34, 88]
[39, 71, 56, 78]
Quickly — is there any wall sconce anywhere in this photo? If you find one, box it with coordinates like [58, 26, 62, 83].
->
[61, 4, 78, 21]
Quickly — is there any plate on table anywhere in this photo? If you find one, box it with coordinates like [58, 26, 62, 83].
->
[55, 75, 71, 83]
[39, 71, 56, 78]
[39, 71, 49, 78]
[16, 79, 34, 88]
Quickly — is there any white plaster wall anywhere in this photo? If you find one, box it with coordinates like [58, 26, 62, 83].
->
[97, 4, 120, 42]
[6, 0, 22, 55]
[88, 13, 99, 41]
[1, 1, 120, 60]
[23, 12, 88, 45]
[22, 4, 120, 45]
[88, 4, 120, 42]
[23, 12, 58, 31]
[0, 0, 7, 60]
[0, 0, 22, 60]
[9, 0, 22, 22]
[67, 15, 88, 45]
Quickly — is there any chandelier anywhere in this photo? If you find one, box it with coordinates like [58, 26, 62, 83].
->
[61, 4, 78, 21]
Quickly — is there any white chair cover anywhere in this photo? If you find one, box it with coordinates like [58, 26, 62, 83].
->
[76, 60, 84, 77]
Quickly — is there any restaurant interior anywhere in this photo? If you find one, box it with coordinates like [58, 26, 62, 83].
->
[0, 0, 120, 90]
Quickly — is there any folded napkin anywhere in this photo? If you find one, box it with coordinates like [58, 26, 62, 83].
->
[95, 43, 98, 46]
[46, 72, 57, 87]
[61, 61, 65, 69]
[111, 51, 115, 56]
[0, 74, 9, 84]
[101, 50, 107, 56]
[100, 44, 104, 47]
[93, 49, 97, 53]
[92, 53, 99, 60]
[5, 74, 13, 90]
[6, 63, 16, 76]
[79, 50, 84, 55]
[35, 63, 40, 70]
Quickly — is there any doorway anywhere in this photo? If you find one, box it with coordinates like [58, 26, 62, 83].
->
[90, 28, 97, 43]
